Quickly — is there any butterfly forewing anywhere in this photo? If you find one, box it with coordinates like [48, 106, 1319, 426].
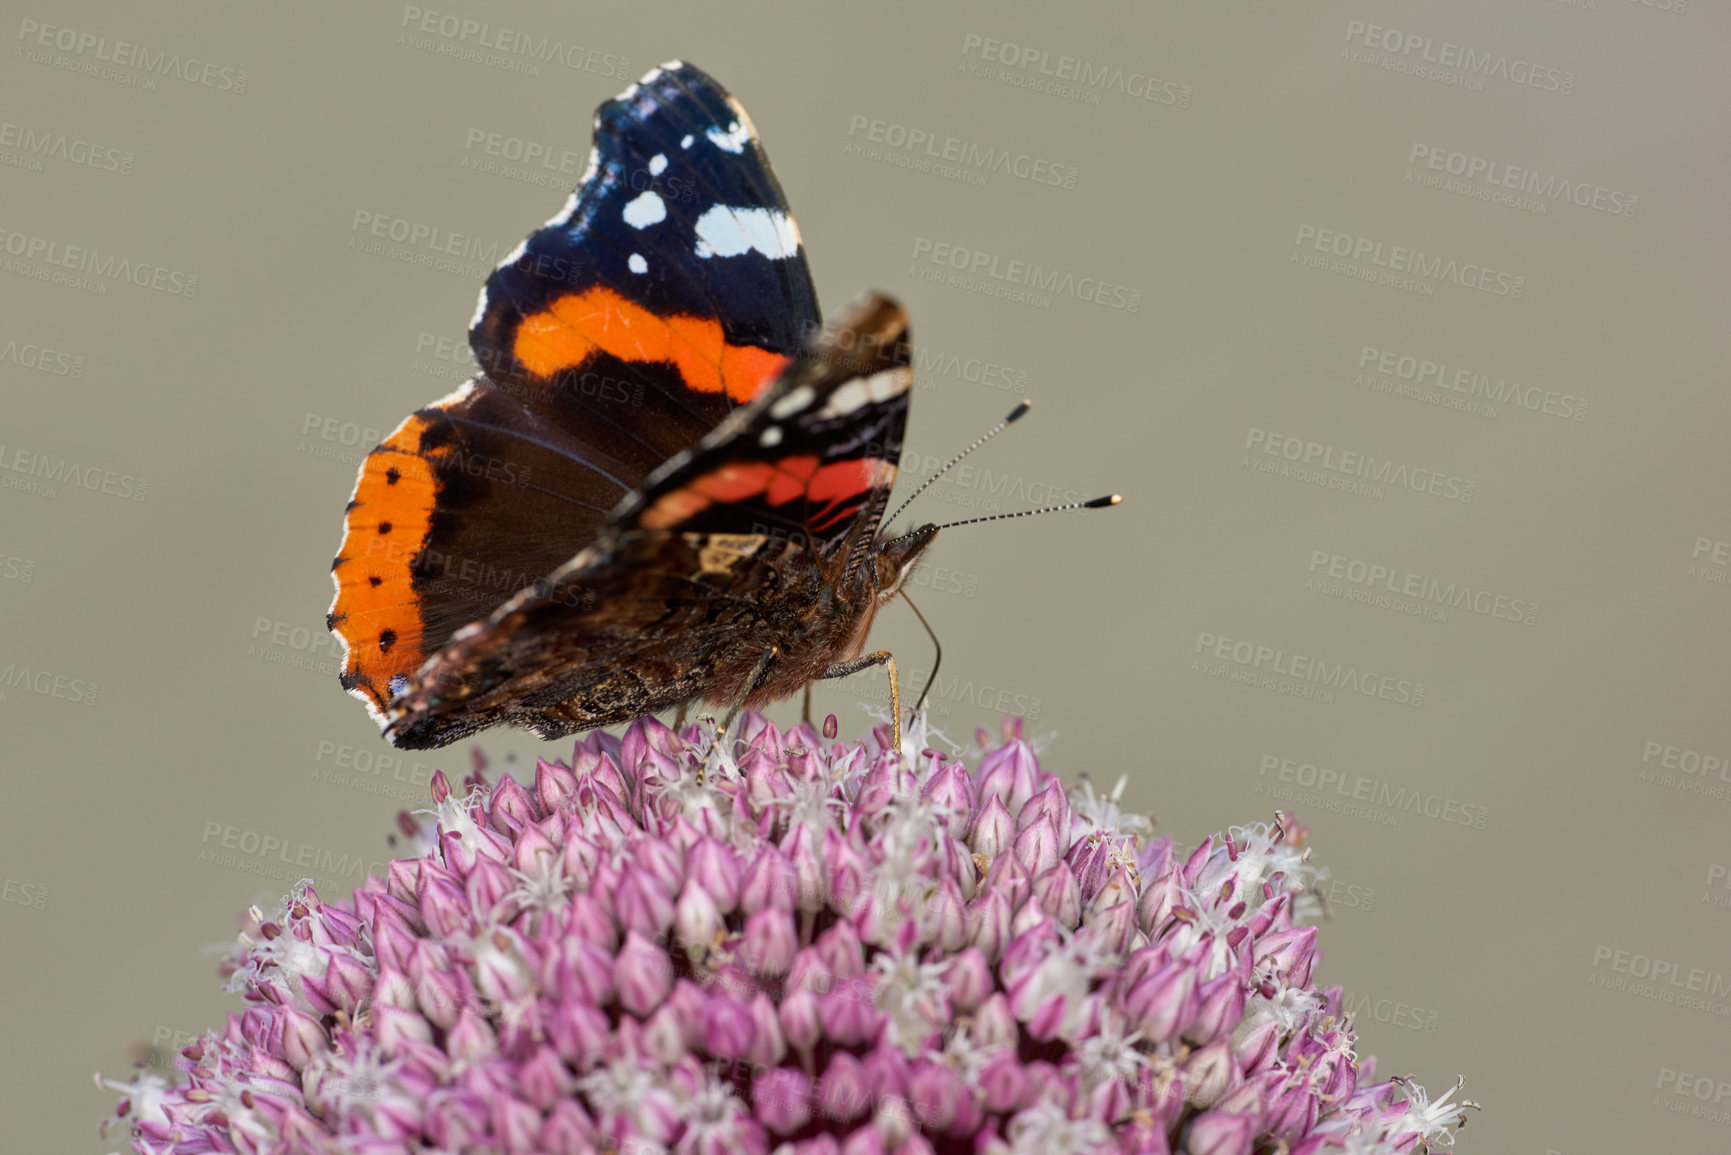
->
[331, 62, 820, 726]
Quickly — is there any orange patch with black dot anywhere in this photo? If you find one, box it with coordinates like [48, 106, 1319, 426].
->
[329, 411, 453, 715]
[512, 285, 788, 403]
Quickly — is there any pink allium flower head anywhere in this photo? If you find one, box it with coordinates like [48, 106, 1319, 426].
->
[102, 715, 1477, 1154]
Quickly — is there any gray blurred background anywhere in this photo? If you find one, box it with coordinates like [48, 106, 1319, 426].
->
[4, 2, 1727, 1151]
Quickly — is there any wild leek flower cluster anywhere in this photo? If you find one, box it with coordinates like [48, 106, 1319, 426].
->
[104, 715, 1474, 1154]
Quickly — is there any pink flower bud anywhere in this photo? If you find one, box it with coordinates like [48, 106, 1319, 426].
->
[615, 865, 676, 937]
[1182, 1038, 1240, 1109]
[1253, 927, 1317, 988]
[976, 739, 1040, 814]
[942, 948, 993, 1012]
[1185, 972, 1246, 1047]
[676, 880, 723, 949]
[741, 845, 799, 914]
[820, 977, 881, 1046]
[921, 761, 976, 838]
[699, 991, 756, 1059]
[966, 887, 1013, 961]
[614, 931, 672, 1016]
[1123, 962, 1198, 1042]
[779, 985, 823, 1051]
[968, 794, 1015, 860]
[687, 835, 743, 909]
[979, 1051, 1030, 1113]
[1012, 814, 1060, 877]
[755, 1067, 813, 1134]
[1032, 862, 1082, 926]
[1186, 1110, 1255, 1155]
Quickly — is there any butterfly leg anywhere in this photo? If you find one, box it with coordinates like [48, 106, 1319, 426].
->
[801, 683, 813, 727]
[673, 700, 690, 735]
[816, 650, 902, 755]
[715, 645, 780, 750]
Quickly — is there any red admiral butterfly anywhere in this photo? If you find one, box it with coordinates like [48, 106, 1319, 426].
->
[329, 61, 1113, 751]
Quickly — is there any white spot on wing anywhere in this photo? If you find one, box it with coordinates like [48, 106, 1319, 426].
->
[628, 253, 648, 274]
[681, 134, 694, 150]
[706, 120, 752, 154]
[623, 190, 667, 229]
[693, 206, 801, 260]
[758, 425, 783, 447]
[648, 153, 668, 176]
[770, 385, 816, 419]
[818, 369, 911, 418]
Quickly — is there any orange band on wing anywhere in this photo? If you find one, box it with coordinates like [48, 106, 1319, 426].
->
[513, 285, 788, 404]
[329, 412, 453, 713]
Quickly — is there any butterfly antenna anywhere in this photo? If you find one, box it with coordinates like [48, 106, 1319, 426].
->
[916, 493, 1122, 535]
[885, 400, 1032, 528]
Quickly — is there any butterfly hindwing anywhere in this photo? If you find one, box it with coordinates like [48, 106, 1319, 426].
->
[379, 295, 914, 748]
